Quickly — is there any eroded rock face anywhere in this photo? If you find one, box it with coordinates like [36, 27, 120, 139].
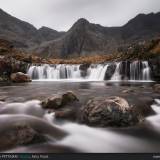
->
[81, 96, 140, 127]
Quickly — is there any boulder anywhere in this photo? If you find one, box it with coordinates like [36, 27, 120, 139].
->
[62, 91, 79, 105]
[42, 91, 79, 109]
[42, 95, 62, 109]
[1, 123, 45, 149]
[81, 96, 140, 127]
[10, 72, 31, 83]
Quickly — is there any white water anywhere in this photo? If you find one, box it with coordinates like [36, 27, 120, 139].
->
[43, 99, 160, 153]
[27, 61, 152, 81]
[111, 62, 121, 81]
[111, 61, 152, 81]
[142, 61, 151, 80]
[1, 99, 160, 153]
[27, 64, 109, 81]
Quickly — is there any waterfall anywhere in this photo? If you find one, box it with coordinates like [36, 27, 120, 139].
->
[142, 61, 151, 80]
[27, 64, 109, 81]
[111, 62, 121, 81]
[130, 61, 151, 81]
[27, 61, 152, 81]
[130, 61, 141, 80]
[111, 61, 151, 81]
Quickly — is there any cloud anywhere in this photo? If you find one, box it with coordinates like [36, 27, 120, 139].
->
[0, 0, 159, 31]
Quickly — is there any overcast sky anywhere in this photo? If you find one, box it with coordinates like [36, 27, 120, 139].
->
[0, 0, 160, 31]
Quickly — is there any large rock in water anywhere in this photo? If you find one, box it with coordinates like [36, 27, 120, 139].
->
[0, 123, 46, 150]
[42, 91, 79, 109]
[42, 95, 63, 109]
[10, 72, 31, 83]
[81, 96, 140, 127]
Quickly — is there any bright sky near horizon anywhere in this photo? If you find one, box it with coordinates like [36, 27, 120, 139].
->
[0, 0, 160, 31]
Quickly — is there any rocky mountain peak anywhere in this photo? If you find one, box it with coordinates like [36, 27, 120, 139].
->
[70, 18, 90, 30]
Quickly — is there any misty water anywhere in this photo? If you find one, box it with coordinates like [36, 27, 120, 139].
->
[0, 80, 160, 153]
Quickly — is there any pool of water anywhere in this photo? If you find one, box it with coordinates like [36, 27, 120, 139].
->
[0, 81, 160, 153]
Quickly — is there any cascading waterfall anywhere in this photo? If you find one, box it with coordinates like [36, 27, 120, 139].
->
[111, 62, 121, 81]
[130, 61, 151, 81]
[27, 64, 109, 81]
[27, 61, 152, 81]
[142, 61, 151, 80]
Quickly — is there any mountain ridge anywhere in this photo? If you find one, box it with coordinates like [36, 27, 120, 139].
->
[0, 8, 159, 58]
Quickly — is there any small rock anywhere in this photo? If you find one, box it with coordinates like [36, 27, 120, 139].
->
[55, 108, 77, 121]
[122, 89, 135, 93]
[10, 72, 31, 83]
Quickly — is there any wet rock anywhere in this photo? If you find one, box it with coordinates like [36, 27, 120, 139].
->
[79, 63, 90, 77]
[55, 108, 77, 120]
[104, 63, 116, 80]
[81, 96, 140, 127]
[79, 63, 90, 71]
[10, 72, 31, 83]
[62, 91, 79, 105]
[0, 123, 45, 150]
[149, 56, 160, 81]
[153, 84, 160, 93]
[42, 95, 63, 109]
[55, 101, 81, 121]
[122, 89, 135, 93]
[131, 97, 155, 117]
[42, 91, 79, 110]
[0, 115, 67, 151]
[11, 123, 44, 145]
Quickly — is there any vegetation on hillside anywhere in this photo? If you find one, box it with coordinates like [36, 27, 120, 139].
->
[0, 38, 160, 65]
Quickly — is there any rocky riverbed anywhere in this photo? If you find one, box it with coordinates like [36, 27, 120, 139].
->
[0, 81, 160, 153]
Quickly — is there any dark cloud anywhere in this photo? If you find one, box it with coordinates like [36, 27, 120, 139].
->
[0, 0, 160, 31]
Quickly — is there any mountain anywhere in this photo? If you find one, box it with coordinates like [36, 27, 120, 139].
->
[32, 13, 160, 58]
[0, 9, 65, 50]
[0, 8, 159, 58]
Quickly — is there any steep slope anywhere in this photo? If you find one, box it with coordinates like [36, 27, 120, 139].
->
[34, 18, 122, 58]
[122, 12, 160, 41]
[38, 27, 65, 42]
[0, 8, 64, 50]
[35, 12, 160, 58]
